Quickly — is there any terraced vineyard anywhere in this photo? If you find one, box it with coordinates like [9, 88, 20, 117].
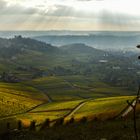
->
[0, 75, 138, 132]
[68, 96, 136, 120]
[0, 83, 47, 118]
[29, 76, 86, 101]
[28, 76, 136, 100]
[16, 96, 137, 127]
[0, 82, 47, 100]
[31, 100, 84, 112]
[16, 100, 85, 126]
[0, 92, 41, 117]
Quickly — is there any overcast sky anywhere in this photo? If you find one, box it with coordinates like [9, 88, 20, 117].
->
[1, 0, 140, 31]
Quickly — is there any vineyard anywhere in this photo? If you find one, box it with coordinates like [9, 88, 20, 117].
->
[0, 75, 139, 133]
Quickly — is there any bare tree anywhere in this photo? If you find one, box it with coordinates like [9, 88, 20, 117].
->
[127, 45, 140, 140]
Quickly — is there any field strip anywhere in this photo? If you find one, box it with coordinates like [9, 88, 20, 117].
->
[62, 79, 76, 89]
[0, 101, 48, 120]
[29, 108, 72, 113]
[0, 90, 47, 102]
[62, 79, 92, 99]
[22, 83, 52, 102]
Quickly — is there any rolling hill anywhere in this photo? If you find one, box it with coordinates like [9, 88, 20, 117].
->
[0, 36, 139, 137]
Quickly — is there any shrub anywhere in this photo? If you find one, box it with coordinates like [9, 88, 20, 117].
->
[80, 117, 87, 123]
[17, 120, 22, 130]
[29, 120, 36, 131]
[54, 118, 64, 126]
[40, 119, 50, 130]
[68, 117, 75, 124]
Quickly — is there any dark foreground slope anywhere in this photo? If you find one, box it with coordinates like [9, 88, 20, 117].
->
[1, 118, 140, 140]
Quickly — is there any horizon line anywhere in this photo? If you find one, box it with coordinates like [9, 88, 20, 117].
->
[1, 30, 140, 32]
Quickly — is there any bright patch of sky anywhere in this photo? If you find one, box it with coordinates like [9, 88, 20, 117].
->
[1, 0, 140, 30]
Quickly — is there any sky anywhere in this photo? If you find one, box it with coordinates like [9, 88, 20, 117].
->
[1, 0, 140, 31]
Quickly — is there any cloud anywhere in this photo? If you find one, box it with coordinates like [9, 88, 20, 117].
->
[0, 0, 140, 30]
[44, 4, 140, 25]
[0, 0, 7, 9]
[77, 0, 103, 1]
[98, 11, 140, 26]
[42, 4, 96, 18]
[45, 5, 75, 16]
[0, 0, 39, 15]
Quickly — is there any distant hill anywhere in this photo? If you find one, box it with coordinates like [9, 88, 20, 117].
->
[0, 36, 61, 78]
[60, 43, 105, 55]
[0, 36, 59, 58]
[0, 36, 138, 88]
[0, 36, 107, 64]
[33, 34, 140, 51]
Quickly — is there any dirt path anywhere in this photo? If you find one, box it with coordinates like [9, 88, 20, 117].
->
[66, 102, 86, 118]
[121, 98, 139, 117]
[64, 99, 92, 119]
[42, 91, 53, 103]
